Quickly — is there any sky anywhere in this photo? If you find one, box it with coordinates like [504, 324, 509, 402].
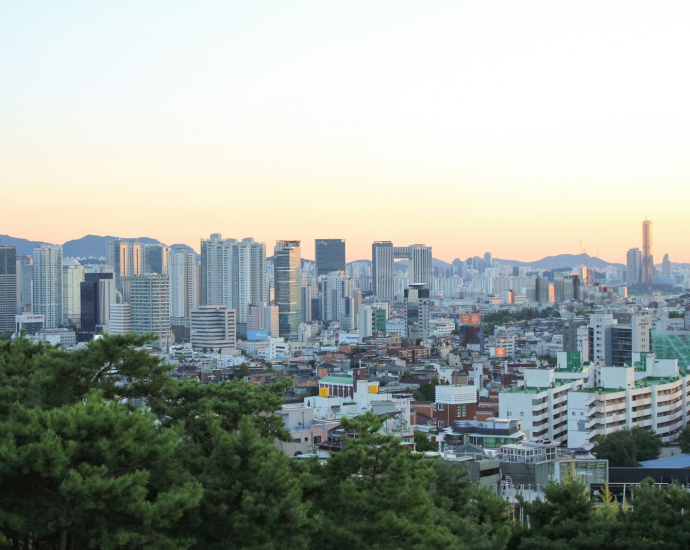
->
[1, 1, 689, 263]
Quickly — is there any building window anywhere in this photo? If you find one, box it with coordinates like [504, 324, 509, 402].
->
[437, 403, 445, 411]
[438, 421, 445, 429]
[458, 405, 466, 417]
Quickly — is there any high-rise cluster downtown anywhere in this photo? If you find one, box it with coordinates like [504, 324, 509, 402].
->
[372, 242, 432, 304]
[625, 219, 670, 288]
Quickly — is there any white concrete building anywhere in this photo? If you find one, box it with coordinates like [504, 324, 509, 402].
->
[108, 303, 131, 335]
[190, 305, 236, 351]
[33, 245, 63, 328]
[62, 259, 85, 326]
[168, 248, 199, 327]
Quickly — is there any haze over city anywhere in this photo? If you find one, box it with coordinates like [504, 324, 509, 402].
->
[2, 0, 690, 262]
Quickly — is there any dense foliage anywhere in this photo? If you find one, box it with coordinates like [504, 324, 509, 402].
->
[591, 426, 662, 466]
[0, 335, 686, 549]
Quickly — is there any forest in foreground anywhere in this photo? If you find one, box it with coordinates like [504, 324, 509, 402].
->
[1, 335, 690, 550]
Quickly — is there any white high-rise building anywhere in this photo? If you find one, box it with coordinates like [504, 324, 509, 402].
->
[408, 245, 432, 288]
[372, 242, 394, 304]
[107, 241, 145, 293]
[63, 259, 85, 326]
[200, 235, 267, 324]
[588, 314, 614, 364]
[108, 303, 131, 334]
[168, 248, 199, 327]
[127, 274, 169, 345]
[33, 245, 63, 328]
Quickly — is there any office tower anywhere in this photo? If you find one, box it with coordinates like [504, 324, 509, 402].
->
[16, 255, 33, 314]
[301, 285, 312, 323]
[320, 271, 355, 324]
[526, 275, 550, 304]
[408, 245, 432, 288]
[144, 244, 169, 275]
[588, 314, 614, 365]
[484, 252, 492, 268]
[274, 240, 301, 339]
[200, 235, 266, 324]
[190, 305, 236, 351]
[80, 273, 115, 333]
[0, 246, 17, 332]
[107, 240, 145, 293]
[372, 241, 394, 304]
[626, 248, 642, 285]
[641, 220, 654, 285]
[632, 314, 652, 353]
[127, 274, 169, 344]
[33, 245, 63, 328]
[108, 303, 131, 335]
[63, 259, 86, 326]
[405, 283, 430, 341]
[168, 248, 199, 327]
[315, 238, 346, 276]
[662, 254, 671, 279]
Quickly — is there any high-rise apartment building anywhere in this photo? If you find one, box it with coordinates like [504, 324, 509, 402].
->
[108, 303, 131, 335]
[127, 274, 169, 344]
[107, 240, 145, 293]
[63, 259, 86, 326]
[16, 255, 33, 314]
[372, 242, 394, 304]
[641, 220, 654, 285]
[168, 248, 199, 327]
[248, 304, 279, 336]
[626, 247, 642, 285]
[200, 235, 266, 324]
[33, 245, 63, 328]
[80, 273, 115, 333]
[407, 245, 432, 288]
[405, 283, 430, 341]
[0, 246, 17, 332]
[274, 240, 301, 339]
[315, 239, 346, 276]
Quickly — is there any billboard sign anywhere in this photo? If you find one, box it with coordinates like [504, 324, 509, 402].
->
[246, 330, 268, 341]
[338, 333, 361, 345]
[461, 313, 482, 326]
[491, 347, 506, 357]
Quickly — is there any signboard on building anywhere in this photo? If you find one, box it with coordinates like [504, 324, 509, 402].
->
[566, 351, 581, 370]
[247, 330, 268, 340]
[494, 347, 506, 357]
[461, 313, 482, 326]
[338, 333, 361, 345]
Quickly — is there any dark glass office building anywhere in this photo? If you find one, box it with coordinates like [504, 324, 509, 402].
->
[315, 239, 346, 276]
[0, 246, 17, 332]
[80, 273, 114, 333]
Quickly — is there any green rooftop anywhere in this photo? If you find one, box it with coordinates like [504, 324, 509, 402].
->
[320, 376, 354, 384]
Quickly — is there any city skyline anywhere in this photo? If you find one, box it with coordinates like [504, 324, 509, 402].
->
[2, 1, 690, 262]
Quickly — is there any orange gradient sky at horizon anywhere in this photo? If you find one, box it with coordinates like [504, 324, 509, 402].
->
[2, 1, 689, 263]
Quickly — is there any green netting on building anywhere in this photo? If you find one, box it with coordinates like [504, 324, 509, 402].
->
[652, 331, 690, 368]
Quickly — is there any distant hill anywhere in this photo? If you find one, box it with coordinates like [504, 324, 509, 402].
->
[494, 254, 623, 270]
[0, 235, 52, 256]
[62, 235, 162, 258]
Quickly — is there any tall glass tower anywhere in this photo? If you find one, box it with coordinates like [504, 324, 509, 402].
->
[0, 246, 17, 332]
[315, 239, 346, 276]
[641, 220, 653, 285]
[33, 244, 63, 328]
[274, 240, 301, 339]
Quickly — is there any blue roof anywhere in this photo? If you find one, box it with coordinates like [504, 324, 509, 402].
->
[640, 455, 690, 469]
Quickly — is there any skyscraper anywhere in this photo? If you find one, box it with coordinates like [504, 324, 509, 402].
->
[0, 246, 17, 332]
[662, 254, 671, 279]
[33, 245, 63, 328]
[127, 274, 170, 344]
[405, 283, 430, 341]
[372, 241, 394, 304]
[641, 220, 654, 285]
[63, 259, 86, 326]
[106, 240, 145, 293]
[144, 243, 169, 275]
[168, 248, 199, 327]
[80, 272, 115, 333]
[200, 235, 266, 324]
[315, 239, 346, 276]
[320, 271, 355, 324]
[626, 247, 642, 285]
[408, 244, 432, 288]
[16, 255, 33, 314]
[274, 240, 301, 339]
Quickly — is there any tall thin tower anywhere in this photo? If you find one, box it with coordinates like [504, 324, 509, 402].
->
[641, 219, 654, 285]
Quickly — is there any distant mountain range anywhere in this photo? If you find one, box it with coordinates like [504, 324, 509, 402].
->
[0, 235, 660, 269]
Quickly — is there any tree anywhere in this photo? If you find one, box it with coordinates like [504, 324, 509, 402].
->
[414, 430, 437, 452]
[0, 393, 202, 550]
[678, 425, 690, 454]
[592, 427, 661, 466]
